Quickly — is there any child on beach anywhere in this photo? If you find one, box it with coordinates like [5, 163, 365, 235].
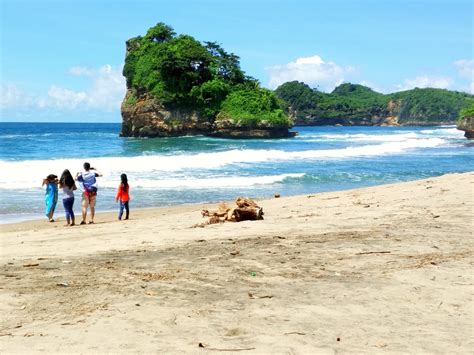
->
[59, 169, 77, 226]
[42, 174, 58, 222]
[115, 173, 130, 220]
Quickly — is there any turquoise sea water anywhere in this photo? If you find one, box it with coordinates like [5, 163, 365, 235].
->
[0, 122, 472, 223]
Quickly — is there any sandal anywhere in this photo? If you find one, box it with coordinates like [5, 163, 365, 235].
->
[80, 221, 86, 225]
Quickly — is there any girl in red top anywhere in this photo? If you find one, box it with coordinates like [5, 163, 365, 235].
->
[116, 173, 130, 220]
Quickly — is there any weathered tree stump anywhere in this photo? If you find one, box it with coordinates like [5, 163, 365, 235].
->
[234, 206, 264, 221]
[195, 197, 263, 227]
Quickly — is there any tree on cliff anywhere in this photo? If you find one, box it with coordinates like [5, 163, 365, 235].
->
[145, 22, 175, 43]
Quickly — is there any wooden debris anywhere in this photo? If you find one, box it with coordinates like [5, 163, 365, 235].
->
[198, 342, 256, 351]
[23, 263, 39, 267]
[195, 197, 264, 227]
[285, 332, 306, 335]
[356, 251, 391, 255]
[248, 292, 273, 299]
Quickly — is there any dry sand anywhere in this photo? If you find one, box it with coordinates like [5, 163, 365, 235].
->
[1, 172, 473, 354]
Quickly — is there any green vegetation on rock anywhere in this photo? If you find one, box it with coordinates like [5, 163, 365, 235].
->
[217, 88, 289, 128]
[123, 92, 138, 107]
[390, 88, 473, 122]
[275, 81, 474, 125]
[459, 103, 474, 120]
[122, 22, 291, 128]
[457, 103, 474, 139]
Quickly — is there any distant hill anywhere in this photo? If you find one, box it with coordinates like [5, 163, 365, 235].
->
[275, 81, 474, 126]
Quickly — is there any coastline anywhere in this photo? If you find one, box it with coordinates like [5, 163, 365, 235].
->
[1, 123, 469, 225]
[1, 172, 473, 353]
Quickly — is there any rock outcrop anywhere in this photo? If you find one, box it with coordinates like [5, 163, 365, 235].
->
[120, 91, 211, 137]
[457, 116, 474, 139]
[120, 91, 295, 138]
[209, 117, 296, 138]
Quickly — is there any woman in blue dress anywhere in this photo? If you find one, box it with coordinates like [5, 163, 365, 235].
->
[42, 174, 58, 222]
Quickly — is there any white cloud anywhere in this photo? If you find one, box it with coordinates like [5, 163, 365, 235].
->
[85, 65, 126, 111]
[454, 59, 474, 93]
[69, 66, 96, 77]
[56, 64, 126, 111]
[393, 60, 474, 94]
[0, 64, 126, 113]
[454, 59, 474, 81]
[395, 75, 453, 91]
[266, 55, 354, 91]
[37, 86, 87, 110]
[0, 85, 33, 109]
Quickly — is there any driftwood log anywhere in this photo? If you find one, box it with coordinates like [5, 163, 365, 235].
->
[196, 198, 263, 227]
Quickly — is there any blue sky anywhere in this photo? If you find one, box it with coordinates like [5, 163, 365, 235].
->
[1, 0, 472, 122]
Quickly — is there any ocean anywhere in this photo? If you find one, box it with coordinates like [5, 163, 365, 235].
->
[0, 122, 472, 223]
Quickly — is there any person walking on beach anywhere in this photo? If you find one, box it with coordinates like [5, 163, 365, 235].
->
[59, 169, 77, 226]
[42, 174, 58, 222]
[116, 173, 130, 220]
[76, 162, 102, 225]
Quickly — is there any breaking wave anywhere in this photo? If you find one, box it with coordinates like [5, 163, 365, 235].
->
[0, 138, 445, 189]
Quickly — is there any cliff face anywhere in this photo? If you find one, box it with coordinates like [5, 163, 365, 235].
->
[210, 118, 296, 138]
[120, 90, 294, 138]
[120, 91, 211, 137]
[457, 116, 474, 139]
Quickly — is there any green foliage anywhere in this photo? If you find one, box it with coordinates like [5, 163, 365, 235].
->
[332, 83, 382, 98]
[275, 81, 474, 124]
[144, 22, 175, 43]
[122, 22, 289, 126]
[190, 78, 231, 117]
[218, 88, 291, 128]
[123, 92, 138, 107]
[204, 41, 245, 85]
[390, 88, 474, 122]
[459, 103, 474, 120]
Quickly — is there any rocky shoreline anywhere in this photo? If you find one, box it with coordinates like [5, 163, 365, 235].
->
[457, 115, 473, 138]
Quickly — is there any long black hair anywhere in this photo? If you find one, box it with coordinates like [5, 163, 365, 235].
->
[60, 169, 75, 189]
[120, 173, 128, 192]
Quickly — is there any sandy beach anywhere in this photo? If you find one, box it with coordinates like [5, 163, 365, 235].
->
[1, 172, 473, 354]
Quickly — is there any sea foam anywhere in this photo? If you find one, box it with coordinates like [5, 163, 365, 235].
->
[0, 138, 445, 189]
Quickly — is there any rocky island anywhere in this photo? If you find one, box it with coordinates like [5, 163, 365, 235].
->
[120, 23, 294, 138]
[275, 81, 474, 127]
